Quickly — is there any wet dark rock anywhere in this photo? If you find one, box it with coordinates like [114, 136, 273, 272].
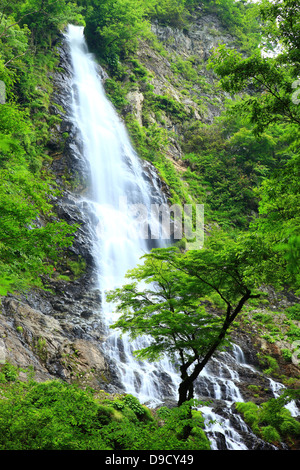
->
[50, 40, 90, 190]
[214, 433, 228, 450]
[141, 159, 172, 203]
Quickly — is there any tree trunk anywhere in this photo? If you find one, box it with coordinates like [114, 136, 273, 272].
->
[176, 290, 260, 406]
[178, 376, 194, 406]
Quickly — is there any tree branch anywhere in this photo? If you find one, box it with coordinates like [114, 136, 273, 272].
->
[0, 0, 60, 39]
[4, 51, 27, 67]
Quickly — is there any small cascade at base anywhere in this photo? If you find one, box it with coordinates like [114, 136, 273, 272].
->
[196, 344, 299, 450]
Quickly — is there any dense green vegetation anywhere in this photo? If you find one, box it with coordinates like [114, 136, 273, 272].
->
[0, 365, 210, 450]
[0, 1, 86, 294]
[0, 0, 299, 451]
[0, 0, 266, 292]
[236, 392, 300, 445]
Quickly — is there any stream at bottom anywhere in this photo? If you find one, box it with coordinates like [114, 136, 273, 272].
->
[194, 344, 299, 450]
[111, 339, 299, 451]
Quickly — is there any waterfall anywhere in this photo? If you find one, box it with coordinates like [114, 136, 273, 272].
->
[64, 24, 299, 450]
[65, 24, 178, 406]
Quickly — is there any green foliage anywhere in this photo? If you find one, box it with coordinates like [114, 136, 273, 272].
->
[146, 0, 188, 28]
[210, 46, 300, 135]
[286, 323, 300, 343]
[123, 394, 147, 417]
[281, 349, 292, 362]
[180, 111, 293, 229]
[0, 379, 210, 450]
[261, 425, 281, 443]
[18, 0, 85, 47]
[154, 157, 191, 205]
[107, 229, 269, 404]
[84, 0, 151, 61]
[0, 162, 75, 293]
[207, 0, 300, 290]
[236, 392, 300, 445]
[170, 56, 200, 83]
[201, 0, 262, 53]
[0, 6, 80, 295]
[0, 362, 19, 383]
[104, 78, 129, 110]
[258, 0, 300, 65]
[125, 115, 169, 162]
[285, 305, 300, 322]
[262, 355, 280, 376]
[252, 155, 300, 288]
[63, 256, 87, 280]
[152, 399, 210, 450]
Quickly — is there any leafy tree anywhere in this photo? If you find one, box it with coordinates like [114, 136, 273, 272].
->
[252, 154, 300, 288]
[258, 0, 300, 65]
[107, 231, 265, 405]
[17, 0, 85, 47]
[145, 0, 188, 27]
[84, 0, 151, 62]
[0, 14, 31, 95]
[209, 47, 300, 135]
[208, 0, 300, 288]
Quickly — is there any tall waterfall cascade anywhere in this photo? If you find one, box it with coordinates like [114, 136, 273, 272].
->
[64, 25, 299, 450]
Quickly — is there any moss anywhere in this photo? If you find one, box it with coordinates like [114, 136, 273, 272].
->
[261, 425, 281, 444]
[236, 396, 300, 446]
[97, 405, 115, 425]
[247, 384, 260, 393]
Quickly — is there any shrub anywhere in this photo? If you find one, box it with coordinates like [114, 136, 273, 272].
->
[285, 304, 300, 321]
[262, 355, 280, 375]
[0, 380, 211, 450]
[261, 425, 281, 443]
[281, 349, 292, 362]
[236, 394, 300, 446]
[0, 363, 19, 383]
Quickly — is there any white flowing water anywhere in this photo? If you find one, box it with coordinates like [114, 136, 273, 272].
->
[64, 24, 299, 450]
[65, 24, 178, 407]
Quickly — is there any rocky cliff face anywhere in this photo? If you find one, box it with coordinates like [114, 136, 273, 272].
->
[121, 11, 235, 165]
